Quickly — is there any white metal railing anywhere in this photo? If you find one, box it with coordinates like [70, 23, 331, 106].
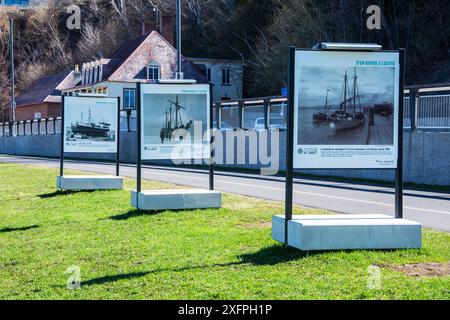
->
[0, 114, 138, 138]
[416, 95, 450, 129]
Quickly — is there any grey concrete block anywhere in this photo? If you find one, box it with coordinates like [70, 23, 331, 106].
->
[272, 214, 393, 244]
[131, 189, 222, 211]
[272, 215, 422, 251]
[56, 175, 123, 190]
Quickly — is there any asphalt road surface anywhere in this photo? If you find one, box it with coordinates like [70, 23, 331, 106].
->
[1, 155, 449, 232]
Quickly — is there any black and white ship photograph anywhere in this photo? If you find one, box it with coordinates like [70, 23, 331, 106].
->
[65, 104, 117, 143]
[297, 66, 396, 146]
[142, 93, 208, 146]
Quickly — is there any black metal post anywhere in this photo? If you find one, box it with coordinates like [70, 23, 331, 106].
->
[176, 0, 182, 79]
[395, 49, 405, 219]
[136, 83, 142, 195]
[238, 100, 244, 129]
[209, 83, 215, 191]
[116, 97, 121, 177]
[9, 15, 15, 123]
[285, 47, 296, 244]
[59, 96, 65, 178]
[409, 89, 417, 131]
[264, 98, 270, 130]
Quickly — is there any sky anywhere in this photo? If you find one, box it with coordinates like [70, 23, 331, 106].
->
[298, 66, 396, 109]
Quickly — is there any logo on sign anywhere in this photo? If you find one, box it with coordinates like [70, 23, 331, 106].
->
[298, 148, 317, 155]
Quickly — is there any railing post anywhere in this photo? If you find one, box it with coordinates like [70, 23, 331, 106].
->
[238, 100, 244, 129]
[410, 89, 418, 131]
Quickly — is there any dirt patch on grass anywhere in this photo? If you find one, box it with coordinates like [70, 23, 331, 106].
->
[239, 221, 272, 229]
[385, 262, 450, 278]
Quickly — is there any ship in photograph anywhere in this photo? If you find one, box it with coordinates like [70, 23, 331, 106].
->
[313, 89, 332, 124]
[329, 69, 365, 131]
[67, 109, 113, 141]
[160, 95, 194, 144]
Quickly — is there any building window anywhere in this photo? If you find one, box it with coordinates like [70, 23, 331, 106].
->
[123, 89, 136, 110]
[206, 68, 212, 82]
[147, 62, 160, 81]
[222, 68, 231, 85]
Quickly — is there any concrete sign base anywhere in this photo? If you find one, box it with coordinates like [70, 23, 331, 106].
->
[273, 215, 422, 251]
[57, 175, 124, 191]
[131, 189, 222, 211]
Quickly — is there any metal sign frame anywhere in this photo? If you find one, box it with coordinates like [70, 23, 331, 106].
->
[59, 95, 122, 180]
[284, 46, 405, 244]
[135, 82, 215, 207]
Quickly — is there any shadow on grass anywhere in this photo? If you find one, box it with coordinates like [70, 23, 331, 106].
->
[239, 244, 312, 266]
[38, 190, 97, 199]
[82, 272, 151, 287]
[0, 225, 39, 233]
[106, 210, 155, 221]
[81, 245, 314, 287]
[106, 208, 213, 221]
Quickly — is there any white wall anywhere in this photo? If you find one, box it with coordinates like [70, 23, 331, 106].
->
[191, 60, 244, 100]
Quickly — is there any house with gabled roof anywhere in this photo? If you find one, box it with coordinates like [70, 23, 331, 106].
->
[64, 28, 244, 104]
[12, 18, 244, 121]
[13, 69, 80, 121]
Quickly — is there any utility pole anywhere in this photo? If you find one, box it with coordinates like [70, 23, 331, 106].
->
[9, 13, 15, 123]
[175, 0, 183, 79]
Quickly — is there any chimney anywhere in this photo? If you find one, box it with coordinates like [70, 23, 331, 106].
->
[160, 14, 175, 46]
[141, 14, 175, 46]
[141, 22, 158, 35]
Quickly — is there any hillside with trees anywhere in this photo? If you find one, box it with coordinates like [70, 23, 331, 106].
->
[1, 0, 449, 114]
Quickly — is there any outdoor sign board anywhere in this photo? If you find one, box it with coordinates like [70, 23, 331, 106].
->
[140, 83, 211, 160]
[63, 96, 119, 154]
[293, 50, 401, 169]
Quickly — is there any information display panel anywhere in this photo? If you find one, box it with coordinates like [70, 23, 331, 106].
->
[140, 84, 210, 160]
[293, 50, 400, 169]
[63, 96, 119, 154]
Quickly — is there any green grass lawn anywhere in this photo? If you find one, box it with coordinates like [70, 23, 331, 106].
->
[0, 162, 449, 300]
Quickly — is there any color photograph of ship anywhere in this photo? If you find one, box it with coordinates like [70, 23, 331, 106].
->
[298, 65, 396, 146]
[66, 108, 116, 142]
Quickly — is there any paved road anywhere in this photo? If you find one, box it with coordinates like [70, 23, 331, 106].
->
[1, 155, 449, 232]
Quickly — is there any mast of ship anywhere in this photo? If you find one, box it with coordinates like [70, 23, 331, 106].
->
[175, 96, 180, 129]
[353, 67, 357, 114]
[169, 101, 173, 130]
[343, 71, 348, 113]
